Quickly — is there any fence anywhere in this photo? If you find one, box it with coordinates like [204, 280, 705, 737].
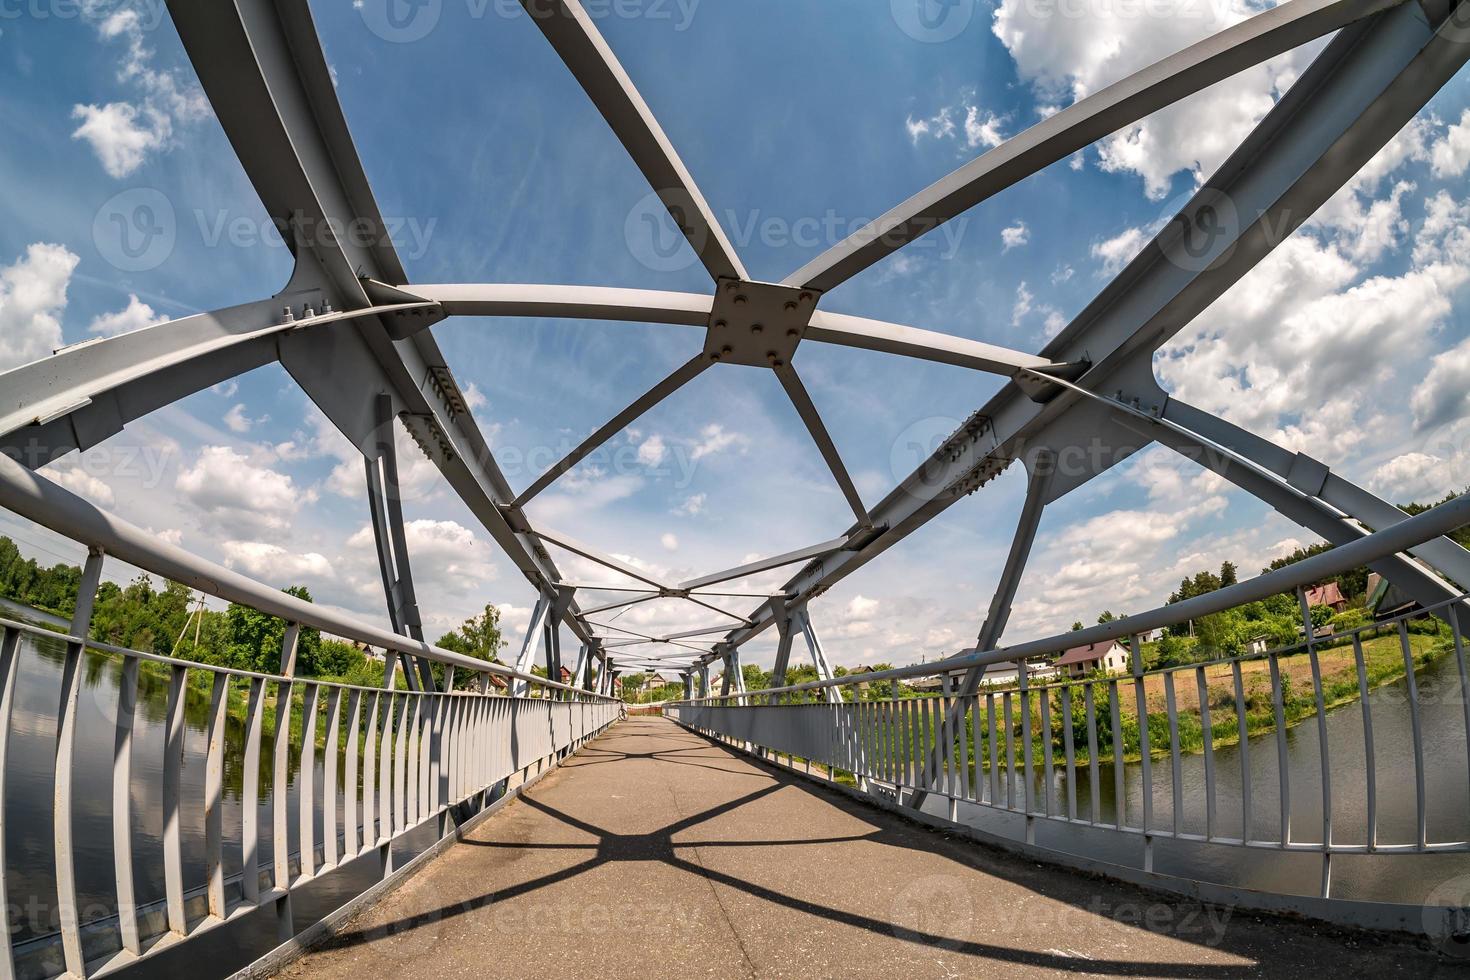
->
[671, 494, 1470, 938]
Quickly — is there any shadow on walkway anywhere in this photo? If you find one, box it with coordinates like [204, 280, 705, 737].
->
[282, 718, 1445, 979]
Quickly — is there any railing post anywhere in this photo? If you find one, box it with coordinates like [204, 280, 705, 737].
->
[54, 546, 103, 977]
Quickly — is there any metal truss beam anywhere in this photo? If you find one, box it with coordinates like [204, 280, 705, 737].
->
[773, 362, 869, 527]
[782, 0, 1406, 292]
[513, 353, 710, 506]
[165, 0, 602, 647]
[701, 0, 1470, 668]
[793, 608, 842, 704]
[409, 283, 1066, 378]
[364, 394, 436, 691]
[518, 0, 747, 282]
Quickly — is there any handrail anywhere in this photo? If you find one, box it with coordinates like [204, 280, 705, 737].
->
[681, 490, 1470, 701]
[0, 452, 609, 699]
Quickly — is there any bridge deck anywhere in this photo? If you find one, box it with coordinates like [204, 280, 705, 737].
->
[278, 717, 1440, 978]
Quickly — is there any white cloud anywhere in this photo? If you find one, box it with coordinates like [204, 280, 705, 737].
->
[963, 105, 1006, 149]
[176, 445, 312, 537]
[637, 433, 667, 466]
[71, 8, 210, 177]
[1368, 452, 1460, 503]
[1011, 281, 1033, 327]
[1091, 227, 1147, 276]
[223, 404, 267, 434]
[88, 294, 165, 336]
[847, 595, 880, 619]
[906, 95, 1005, 152]
[660, 532, 679, 551]
[463, 382, 487, 411]
[1001, 222, 1029, 252]
[1432, 109, 1470, 179]
[1412, 335, 1470, 433]
[690, 423, 748, 460]
[47, 458, 116, 507]
[673, 493, 706, 516]
[994, 0, 1310, 199]
[0, 242, 77, 372]
[221, 541, 335, 583]
[70, 102, 169, 178]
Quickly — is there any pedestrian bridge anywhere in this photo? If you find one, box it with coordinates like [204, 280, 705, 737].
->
[270, 717, 1437, 979]
[4, 0, 1470, 976]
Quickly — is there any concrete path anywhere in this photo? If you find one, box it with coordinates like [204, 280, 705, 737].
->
[278, 717, 1448, 978]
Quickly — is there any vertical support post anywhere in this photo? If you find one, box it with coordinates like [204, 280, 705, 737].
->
[795, 608, 842, 703]
[511, 594, 552, 697]
[910, 451, 1052, 810]
[55, 546, 103, 976]
[365, 392, 435, 691]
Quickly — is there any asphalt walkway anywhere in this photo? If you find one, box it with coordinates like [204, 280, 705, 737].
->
[278, 716, 1446, 978]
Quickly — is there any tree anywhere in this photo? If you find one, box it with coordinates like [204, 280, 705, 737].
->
[225, 585, 322, 673]
[1219, 561, 1238, 587]
[435, 603, 507, 688]
[1070, 621, 1084, 632]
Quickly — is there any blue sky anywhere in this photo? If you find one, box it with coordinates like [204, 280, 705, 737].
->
[2, 0, 1470, 671]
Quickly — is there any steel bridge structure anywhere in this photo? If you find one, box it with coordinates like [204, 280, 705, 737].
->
[4, 0, 1470, 976]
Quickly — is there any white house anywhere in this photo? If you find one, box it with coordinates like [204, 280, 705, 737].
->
[1052, 639, 1130, 680]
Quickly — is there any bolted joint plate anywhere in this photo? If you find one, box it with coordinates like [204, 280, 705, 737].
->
[703, 278, 820, 367]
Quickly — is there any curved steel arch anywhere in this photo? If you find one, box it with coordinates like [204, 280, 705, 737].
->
[1, 0, 1468, 686]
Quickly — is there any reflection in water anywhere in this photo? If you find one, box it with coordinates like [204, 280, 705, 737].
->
[952, 652, 1470, 905]
[5, 632, 330, 942]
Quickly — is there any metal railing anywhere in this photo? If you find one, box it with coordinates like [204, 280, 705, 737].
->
[0, 457, 619, 980]
[670, 493, 1470, 936]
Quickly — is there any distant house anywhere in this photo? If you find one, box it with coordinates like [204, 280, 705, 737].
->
[1365, 572, 1421, 621]
[558, 666, 572, 685]
[1304, 581, 1348, 613]
[645, 672, 673, 689]
[849, 664, 880, 694]
[1246, 634, 1272, 655]
[908, 657, 1057, 691]
[1052, 639, 1130, 680]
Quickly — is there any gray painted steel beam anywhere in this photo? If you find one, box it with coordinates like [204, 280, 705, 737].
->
[513, 353, 710, 506]
[782, 0, 1407, 292]
[518, 0, 747, 282]
[707, 0, 1470, 667]
[773, 362, 869, 527]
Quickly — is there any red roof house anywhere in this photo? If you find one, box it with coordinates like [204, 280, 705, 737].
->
[1053, 639, 1130, 679]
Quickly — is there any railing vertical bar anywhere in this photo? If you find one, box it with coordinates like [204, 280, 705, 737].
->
[362, 688, 379, 854]
[1019, 675, 1034, 818]
[54, 546, 102, 976]
[1040, 686, 1055, 818]
[162, 664, 189, 935]
[273, 677, 295, 890]
[1062, 685, 1077, 822]
[0, 628, 19, 980]
[241, 678, 265, 905]
[1308, 646, 1332, 896]
[1195, 666, 1216, 840]
[907, 696, 920, 790]
[395, 690, 410, 832]
[1233, 660, 1253, 843]
[1085, 683, 1100, 825]
[986, 693, 998, 806]
[204, 672, 229, 918]
[1132, 637, 1152, 843]
[959, 697, 972, 802]
[1268, 654, 1290, 846]
[380, 690, 396, 844]
[1452, 606, 1470, 833]
[112, 655, 142, 954]
[1109, 681, 1124, 831]
[299, 684, 319, 878]
[1399, 620, 1427, 850]
[323, 688, 342, 868]
[344, 689, 361, 859]
[1164, 671, 1182, 837]
[1003, 691, 1015, 811]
